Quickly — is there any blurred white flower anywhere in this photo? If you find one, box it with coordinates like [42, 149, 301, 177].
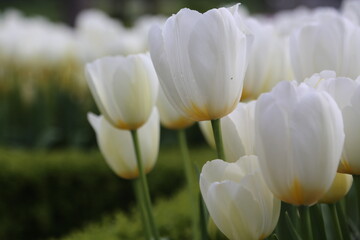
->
[342, 0, 360, 25]
[290, 12, 360, 81]
[75, 9, 146, 61]
[0, 9, 76, 65]
[242, 18, 292, 100]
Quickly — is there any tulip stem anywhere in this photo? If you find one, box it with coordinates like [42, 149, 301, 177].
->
[355, 175, 360, 225]
[284, 211, 303, 240]
[211, 118, 225, 160]
[329, 203, 344, 240]
[309, 204, 326, 240]
[131, 129, 160, 240]
[178, 129, 200, 240]
[336, 202, 351, 240]
[299, 206, 313, 240]
[133, 179, 152, 240]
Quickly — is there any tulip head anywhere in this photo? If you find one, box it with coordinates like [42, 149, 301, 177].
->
[305, 73, 360, 175]
[149, 5, 250, 121]
[340, 86, 360, 174]
[290, 13, 360, 81]
[87, 109, 160, 179]
[242, 18, 292, 101]
[200, 156, 280, 240]
[85, 53, 159, 130]
[255, 81, 344, 206]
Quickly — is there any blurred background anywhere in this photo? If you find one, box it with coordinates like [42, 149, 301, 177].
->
[0, 0, 344, 25]
[0, 0, 344, 149]
[0, 0, 346, 240]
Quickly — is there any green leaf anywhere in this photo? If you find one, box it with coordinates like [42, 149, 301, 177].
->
[309, 204, 327, 240]
[285, 211, 303, 240]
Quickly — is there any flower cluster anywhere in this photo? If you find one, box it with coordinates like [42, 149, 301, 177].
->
[84, 2, 360, 240]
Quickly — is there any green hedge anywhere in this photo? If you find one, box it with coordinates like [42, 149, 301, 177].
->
[0, 146, 216, 240]
[60, 188, 193, 240]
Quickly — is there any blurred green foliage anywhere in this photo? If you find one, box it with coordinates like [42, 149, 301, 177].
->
[0, 0, 62, 21]
[0, 145, 215, 239]
[0, 81, 94, 148]
[60, 188, 193, 240]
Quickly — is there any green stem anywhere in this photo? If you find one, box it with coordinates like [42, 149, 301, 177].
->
[178, 129, 200, 240]
[336, 202, 351, 240]
[309, 204, 327, 240]
[133, 179, 152, 240]
[210, 119, 225, 160]
[355, 175, 360, 226]
[329, 203, 344, 240]
[285, 211, 303, 240]
[131, 129, 160, 240]
[299, 206, 313, 240]
[199, 192, 210, 240]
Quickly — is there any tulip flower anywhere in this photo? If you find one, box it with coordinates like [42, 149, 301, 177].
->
[289, 12, 360, 81]
[200, 156, 280, 240]
[255, 81, 344, 205]
[242, 18, 291, 101]
[319, 173, 353, 204]
[342, 0, 360, 26]
[305, 72, 360, 175]
[199, 101, 256, 162]
[85, 53, 158, 130]
[87, 109, 160, 179]
[149, 4, 249, 121]
[156, 86, 194, 130]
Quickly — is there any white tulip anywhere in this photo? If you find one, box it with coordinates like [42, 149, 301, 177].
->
[199, 101, 256, 162]
[75, 9, 128, 61]
[342, 0, 360, 26]
[200, 156, 280, 240]
[341, 85, 360, 174]
[305, 73, 360, 174]
[149, 4, 249, 121]
[157, 85, 194, 129]
[255, 81, 344, 205]
[85, 53, 158, 130]
[290, 12, 360, 81]
[87, 109, 160, 179]
[242, 18, 292, 100]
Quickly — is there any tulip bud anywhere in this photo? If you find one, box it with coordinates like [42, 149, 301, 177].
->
[85, 53, 158, 130]
[200, 156, 280, 240]
[87, 109, 160, 179]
